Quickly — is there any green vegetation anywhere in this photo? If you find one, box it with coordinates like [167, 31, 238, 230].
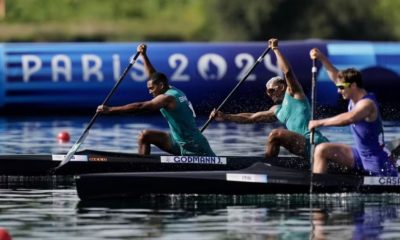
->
[1, 0, 400, 42]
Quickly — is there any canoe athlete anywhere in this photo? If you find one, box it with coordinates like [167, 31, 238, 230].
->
[308, 48, 397, 176]
[97, 44, 215, 157]
[210, 38, 329, 159]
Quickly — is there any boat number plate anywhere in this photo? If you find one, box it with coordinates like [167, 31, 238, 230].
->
[363, 176, 400, 186]
[226, 173, 267, 183]
[161, 156, 227, 165]
[52, 155, 88, 162]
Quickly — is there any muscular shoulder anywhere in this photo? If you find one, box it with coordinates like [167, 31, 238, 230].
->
[354, 98, 378, 122]
[356, 98, 376, 110]
[152, 94, 176, 110]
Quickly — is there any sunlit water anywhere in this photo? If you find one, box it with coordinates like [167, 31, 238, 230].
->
[1, 115, 400, 239]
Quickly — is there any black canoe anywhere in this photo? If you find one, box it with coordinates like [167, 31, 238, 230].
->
[75, 162, 400, 200]
[0, 149, 307, 176]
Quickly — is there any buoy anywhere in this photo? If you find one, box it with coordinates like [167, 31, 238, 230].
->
[0, 228, 11, 240]
[57, 131, 71, 143]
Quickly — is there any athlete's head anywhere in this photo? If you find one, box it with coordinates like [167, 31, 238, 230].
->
[147, 72, 169, 97]
[336, 68, 363, 100]
[266, 76, 286, 104]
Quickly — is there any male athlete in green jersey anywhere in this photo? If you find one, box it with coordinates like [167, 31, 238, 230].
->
[97, 44, 215, 156]
[210, 38, 328, 159]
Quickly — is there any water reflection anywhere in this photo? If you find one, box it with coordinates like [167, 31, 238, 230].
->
[310, 194, 400, 240]
[76, 194, 400, 240]
[0, 188, 399, 239]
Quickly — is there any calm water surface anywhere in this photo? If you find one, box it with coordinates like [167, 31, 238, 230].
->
[1, 115, 400, 239]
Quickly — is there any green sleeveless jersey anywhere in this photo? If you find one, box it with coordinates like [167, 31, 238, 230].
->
[274, 92, 328, 144]
[160, 87, 215, 156]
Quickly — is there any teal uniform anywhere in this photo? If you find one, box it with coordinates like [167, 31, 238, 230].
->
[160, 87, 215, 156]
[274, 92, 328, 156]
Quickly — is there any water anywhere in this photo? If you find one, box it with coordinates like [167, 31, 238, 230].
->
[1, 115, 400, 239]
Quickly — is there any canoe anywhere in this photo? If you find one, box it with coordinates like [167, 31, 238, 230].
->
[75, 162, 400, 200]
[0, 149, 304, 176]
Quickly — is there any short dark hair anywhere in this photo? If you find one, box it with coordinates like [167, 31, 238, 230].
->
[338, 68, 363, 88]
[149, 72, 168, 85]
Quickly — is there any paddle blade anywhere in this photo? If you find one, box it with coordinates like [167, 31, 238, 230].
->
[387, 139, 400, 152]
[56, 131, 88, 169]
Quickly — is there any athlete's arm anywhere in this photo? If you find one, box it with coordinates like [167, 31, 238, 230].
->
[309, 99, 376, 129]
[270, 38, 305, 99]
[97, 94, 176, 114]
[211, 105, 278, 123]
[310, 48, 339, 84]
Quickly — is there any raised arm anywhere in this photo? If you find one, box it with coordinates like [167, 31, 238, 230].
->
[137, 44, 157, 77]
[269, 38, 305, 99]
[210, 106, 278, 124]
[309, 48, 339, 84]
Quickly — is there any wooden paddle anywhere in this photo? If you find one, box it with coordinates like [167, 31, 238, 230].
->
[54, 51, 140, 170]
[200, 47, 271, 132]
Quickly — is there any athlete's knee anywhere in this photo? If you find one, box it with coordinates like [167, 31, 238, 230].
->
[268, 129, 284, 144]
[313, 145, 330, 173]
[314, 143, 330, 159]
[265, 150, 277, 159]
[138, 130, 150, 144]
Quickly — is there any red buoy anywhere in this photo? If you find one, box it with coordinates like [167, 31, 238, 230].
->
[0, 228, 11, 240]
[57, 131, 71, 143]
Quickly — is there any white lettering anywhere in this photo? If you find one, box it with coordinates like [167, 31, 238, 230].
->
[112, 54, 121, 81]
[235, 53, 256, 81]
[188, 100, 196, 117]
[169, 53, 190, 82]
[81, 54, 103, 82]
[226, 173, 268, 183]
[263, 54, 282, 77]
[364, 176, 400, 186]
[52, 155, 88, 162]
[160, 156, 227, 165]
[22, 55, 42, 82]
[130, 60, 147, 82]
[51, 54, 72, 82]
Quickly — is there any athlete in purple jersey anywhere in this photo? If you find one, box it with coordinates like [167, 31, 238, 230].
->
[308, 48, 397, 176]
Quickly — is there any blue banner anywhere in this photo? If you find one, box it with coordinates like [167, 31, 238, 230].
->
[1, 40, 399, 114]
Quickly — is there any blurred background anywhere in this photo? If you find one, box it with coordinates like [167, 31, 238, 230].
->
[2, 0, 400, 42]
[1, 0, 400, 117]
[1, 3, 400, 240]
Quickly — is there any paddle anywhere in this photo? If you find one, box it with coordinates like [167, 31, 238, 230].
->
[54, 51, 140, 170]
[200, 47, 271, 132]
[309, 56, 318, 233]
[309, 58, 317, 193]
[387, 138, 400, 162]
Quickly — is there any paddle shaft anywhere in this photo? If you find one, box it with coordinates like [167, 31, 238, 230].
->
[57, 51, 140, 169]
[310, 59, 317, 145]
[200, 47, 271, 132]
[82, 52, 141, 132]
[309, 59, 317, 193]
